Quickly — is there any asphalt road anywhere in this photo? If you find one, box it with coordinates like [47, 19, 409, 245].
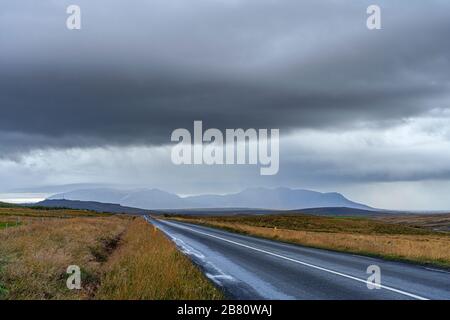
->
[146, 217, 450, 300]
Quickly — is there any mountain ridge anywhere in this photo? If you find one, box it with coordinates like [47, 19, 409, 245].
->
[48, 187, 373, 211]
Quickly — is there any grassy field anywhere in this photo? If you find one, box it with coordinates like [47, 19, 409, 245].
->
[377, 213, 450, 232]
[96, 218, 223, 300]
[0, 206, 113, 219]
[168, 214, 450, 268]
[0, 207, 222, 300]
[0, 215, 128, 299]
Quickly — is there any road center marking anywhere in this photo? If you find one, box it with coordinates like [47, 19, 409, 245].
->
[156, 218, 429, 300]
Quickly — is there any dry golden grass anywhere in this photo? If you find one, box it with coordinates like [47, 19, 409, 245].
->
[96, 218, 223, 300]
[377, 214, 450, 232]
[177, 214, 436, 235]
[170, 215, 450, 268]
[0, 215, 128, 299]
[0, 206, 222, 300]
[0, 215, 39, 229]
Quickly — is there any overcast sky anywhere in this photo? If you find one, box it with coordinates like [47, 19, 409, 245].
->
[1, 0, 450, 209]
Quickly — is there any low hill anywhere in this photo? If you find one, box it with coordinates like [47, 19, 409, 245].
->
[0, 202, 19, 208]
[35, 199, 150, 215]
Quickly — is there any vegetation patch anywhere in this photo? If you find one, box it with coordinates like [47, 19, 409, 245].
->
[90, 235, 122, 263]
[0, 206, 222, 300]
[0, 222, 22, 229]
[0, 213, 128, 299]
[96, 218, 223, 300]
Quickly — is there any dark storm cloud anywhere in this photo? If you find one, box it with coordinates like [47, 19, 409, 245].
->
[1, 0, 450, 156]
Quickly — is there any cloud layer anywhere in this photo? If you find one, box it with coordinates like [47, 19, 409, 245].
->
[1, 0, 449, 154]
[1, 1, 450, 208]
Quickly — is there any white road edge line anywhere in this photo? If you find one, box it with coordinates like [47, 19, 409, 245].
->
[155, 218, 429, 301]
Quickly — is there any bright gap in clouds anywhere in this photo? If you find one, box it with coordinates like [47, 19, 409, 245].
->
[0, 194, 47, 204]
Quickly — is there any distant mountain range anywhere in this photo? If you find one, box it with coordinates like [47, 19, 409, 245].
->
[48, 187, 373, 211]
[32, 199, 384, 217]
